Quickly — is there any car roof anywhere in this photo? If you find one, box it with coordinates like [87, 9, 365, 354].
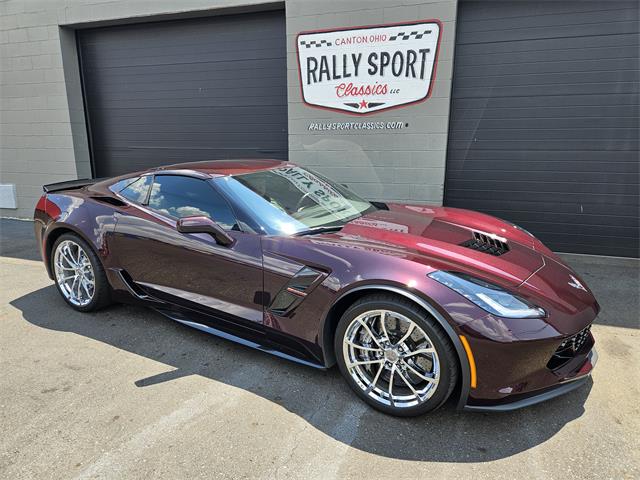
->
[151, 159, 289, 177]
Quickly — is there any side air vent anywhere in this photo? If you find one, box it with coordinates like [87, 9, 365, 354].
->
[269, 267, 325, 316]
[461, 231, 509, 256]
[91, 195, 127, 207]
[115, 269, 161, 302]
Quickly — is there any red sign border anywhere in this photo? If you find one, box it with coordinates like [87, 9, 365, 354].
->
[296, 18, 443, 117]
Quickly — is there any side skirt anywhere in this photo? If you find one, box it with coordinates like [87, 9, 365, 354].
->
[154, 308, 326, 370]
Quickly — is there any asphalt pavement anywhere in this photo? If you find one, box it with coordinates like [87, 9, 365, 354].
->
[0, 218, 638, 479]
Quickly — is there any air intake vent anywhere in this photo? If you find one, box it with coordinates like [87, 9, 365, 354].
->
[461, 231, 509, 256]
[547, 326, 593, 370]
[268, 267, 325, 316]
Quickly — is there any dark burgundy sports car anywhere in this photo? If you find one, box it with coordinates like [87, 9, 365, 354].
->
[34, 160, 598, 416]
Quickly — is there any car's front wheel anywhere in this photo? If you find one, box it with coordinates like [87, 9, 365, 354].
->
[335, 293, 458, 416]
[51, 233, 111, 312]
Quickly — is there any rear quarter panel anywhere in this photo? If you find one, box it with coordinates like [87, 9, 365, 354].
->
[35, 190, 119, 277]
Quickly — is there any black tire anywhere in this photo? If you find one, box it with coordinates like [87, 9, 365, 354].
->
[334, 293, 458, 417]
[50, 232, 112, 312]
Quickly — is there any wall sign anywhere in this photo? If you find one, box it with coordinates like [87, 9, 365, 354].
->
[297, 20, 441, 115]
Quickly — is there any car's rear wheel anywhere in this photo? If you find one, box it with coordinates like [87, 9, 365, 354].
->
[335, 293, 458, 416]
[51, 233, 111, 312]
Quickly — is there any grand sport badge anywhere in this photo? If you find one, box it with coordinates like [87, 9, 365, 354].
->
[297, 20, 441, 115]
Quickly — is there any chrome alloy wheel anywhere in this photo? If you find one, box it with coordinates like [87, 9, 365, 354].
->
[53, 240, 95, 307]
[343, 309, 440, 409]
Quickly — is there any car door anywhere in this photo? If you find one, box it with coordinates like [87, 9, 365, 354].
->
[111, 174, 265, 329]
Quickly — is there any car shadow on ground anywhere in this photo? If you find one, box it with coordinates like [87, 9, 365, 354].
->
[11, 285, 593, 463]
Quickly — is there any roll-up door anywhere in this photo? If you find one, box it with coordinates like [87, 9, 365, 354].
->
[445, 1, 639, 257]
[78, 10, 288, 178]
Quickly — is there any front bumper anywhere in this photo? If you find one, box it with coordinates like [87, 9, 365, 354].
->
[464, 347, 597, 412]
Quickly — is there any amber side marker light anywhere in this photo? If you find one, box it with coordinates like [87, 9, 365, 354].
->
[459, 334, 477, 389]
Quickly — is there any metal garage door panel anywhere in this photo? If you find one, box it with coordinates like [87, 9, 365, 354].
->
[445, 1, 639, 257]
[78, 10, 287, 178]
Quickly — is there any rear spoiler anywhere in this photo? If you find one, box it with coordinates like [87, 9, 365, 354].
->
[43, 178, 103, 193]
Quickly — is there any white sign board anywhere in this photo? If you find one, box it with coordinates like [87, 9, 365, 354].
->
[297, 20, 441, 115]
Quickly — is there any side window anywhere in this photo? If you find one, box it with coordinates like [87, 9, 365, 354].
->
[109, 177, 139, 194]
[119, 176, 152, 204]
[147, 175, 238, 230]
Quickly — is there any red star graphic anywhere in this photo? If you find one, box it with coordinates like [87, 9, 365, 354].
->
[359, 99, 368, 109]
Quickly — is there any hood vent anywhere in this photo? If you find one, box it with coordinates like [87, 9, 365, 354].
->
[461, 231, 509, 256]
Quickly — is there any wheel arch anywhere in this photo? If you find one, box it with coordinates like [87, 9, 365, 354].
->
[44, 224, 100, 279]
[321, 284, 471, 410]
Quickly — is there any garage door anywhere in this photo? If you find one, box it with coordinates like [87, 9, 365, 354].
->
[77, 10, 287, 178]
[445, 1, 639, 257]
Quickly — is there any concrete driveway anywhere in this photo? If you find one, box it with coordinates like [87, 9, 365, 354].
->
[1, 219, 638, 479]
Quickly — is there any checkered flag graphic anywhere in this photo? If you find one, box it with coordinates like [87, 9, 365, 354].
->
[388, 30, 432, 41]
[299, 39, 333, 48]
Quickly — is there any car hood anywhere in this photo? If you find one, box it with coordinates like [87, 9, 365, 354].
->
[310, 203, 597, 334]
[335, 204, 548, 289]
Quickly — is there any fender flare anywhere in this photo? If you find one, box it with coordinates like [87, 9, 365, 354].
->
[43, 222, 104, 279]
[326, 284, 471, 410]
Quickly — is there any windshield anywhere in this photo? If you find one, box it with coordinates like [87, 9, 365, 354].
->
[214, 165, 375, 235]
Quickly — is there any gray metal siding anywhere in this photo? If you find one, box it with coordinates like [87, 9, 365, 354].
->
[445, 1, 639, 257]
[77, 10, 288, 178]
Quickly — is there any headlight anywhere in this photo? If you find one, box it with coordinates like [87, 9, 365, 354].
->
[428, 271, 546, 319]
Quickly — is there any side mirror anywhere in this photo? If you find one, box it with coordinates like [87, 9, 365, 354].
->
[176, 216, 235, 247]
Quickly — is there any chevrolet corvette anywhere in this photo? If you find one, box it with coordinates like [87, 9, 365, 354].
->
[34, 160, 598, 416]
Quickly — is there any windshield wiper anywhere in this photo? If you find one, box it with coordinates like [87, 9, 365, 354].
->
[294, 225, 344, 236]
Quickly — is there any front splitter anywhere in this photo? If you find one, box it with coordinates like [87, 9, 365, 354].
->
[464, 347, 597, 413]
